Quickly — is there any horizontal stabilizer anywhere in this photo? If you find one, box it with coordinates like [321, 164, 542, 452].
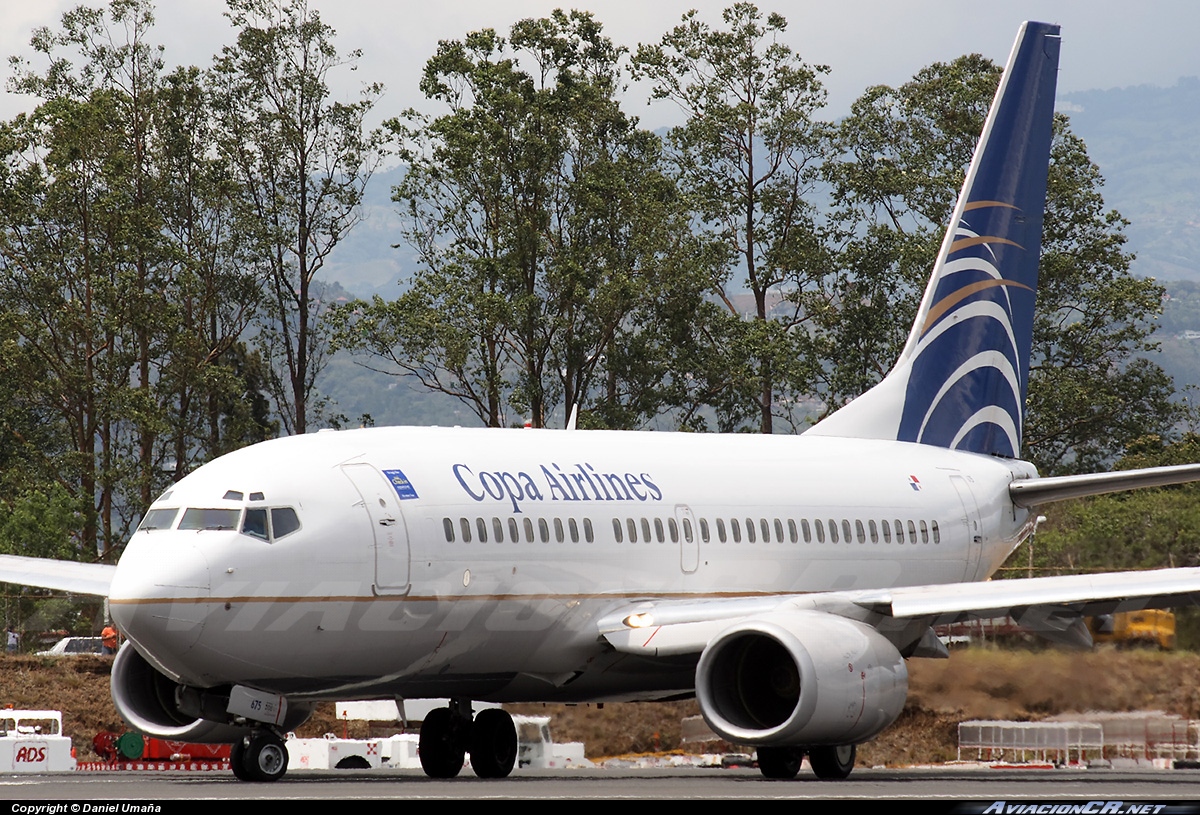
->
[1009, 462, 1200, 507]
[0, 554, 115, 597]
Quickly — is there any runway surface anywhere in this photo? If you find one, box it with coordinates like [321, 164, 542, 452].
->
[5, 767, 1200, 800]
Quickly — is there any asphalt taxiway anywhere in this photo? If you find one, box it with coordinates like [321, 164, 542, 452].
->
[4, 767, 1200, 800]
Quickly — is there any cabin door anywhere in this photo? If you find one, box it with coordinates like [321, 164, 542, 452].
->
[342, 463, 411, 595]
[949, 475, 983, 580]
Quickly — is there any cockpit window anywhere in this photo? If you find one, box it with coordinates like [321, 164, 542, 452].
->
[138, 508, 179, 531]
[223, 490, 244, 501]
[242, 508, 269, 541]
[179, 508, 241, 531]
[271, 508, 301, 539]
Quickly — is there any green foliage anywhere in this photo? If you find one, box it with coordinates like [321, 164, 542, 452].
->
[337, 10, 712, 429]
[633, 3, 832, 433]
[0, 0, 283, 556]
[211, 0, 384, 435]
[0, 485, 84, 561]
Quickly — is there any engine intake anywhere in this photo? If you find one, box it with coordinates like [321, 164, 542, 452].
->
[695, 610, 908, 746]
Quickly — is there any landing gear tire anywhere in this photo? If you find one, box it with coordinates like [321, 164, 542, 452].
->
[230, 738, 253, 781]
[809, 743, 856, 780]
[757, 745, 804, 779]
[420, 707, 467, 778]
[470, 708, 517, 779]
[242, 732, 289, 782]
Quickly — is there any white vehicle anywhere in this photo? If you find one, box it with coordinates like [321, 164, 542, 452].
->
[0, 710, 76, 772]
[35, 636, 104, 657]
[3, 21, 1200, 785]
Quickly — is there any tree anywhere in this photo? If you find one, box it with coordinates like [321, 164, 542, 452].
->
[0, 0, 164, 557]
[826, 55, 1176, 473]
[211, 0, 383, 435]
[0, 0, 273, 558]
[336, 11, 709, 429]
[632, 3, 833, 433]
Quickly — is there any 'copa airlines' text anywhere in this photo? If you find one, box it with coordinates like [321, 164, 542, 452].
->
[453, 462, 662, 512]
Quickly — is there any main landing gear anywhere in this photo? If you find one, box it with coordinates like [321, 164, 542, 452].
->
[418, 700, 518, 779]
[756, 743, 856, 781]
[230, 730, 289, 782]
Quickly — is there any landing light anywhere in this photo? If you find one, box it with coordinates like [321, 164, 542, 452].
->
[624, 613, 654, 629]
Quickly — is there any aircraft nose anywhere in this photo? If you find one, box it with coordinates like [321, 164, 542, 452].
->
[109, 537, 211, 660]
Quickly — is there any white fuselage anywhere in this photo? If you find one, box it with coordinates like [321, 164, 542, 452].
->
[109, 426, 1037, 702]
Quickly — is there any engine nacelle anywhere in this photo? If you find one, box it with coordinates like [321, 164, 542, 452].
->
[111, 645, 312, 743]
[695, 610, 908, 746]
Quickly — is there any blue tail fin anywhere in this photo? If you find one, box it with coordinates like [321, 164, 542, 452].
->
[807, 21, 1060, 458]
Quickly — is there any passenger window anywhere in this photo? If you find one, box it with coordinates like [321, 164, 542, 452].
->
[774, 519, 784, 542]
[907, 520, 917, 544]
[855, 520, 866, 544]
[932, 520, 941, 544]
[523, 518, 534, 542]
[683, 519, 693, 543]
[641, 518, 651, 542]
[443, 517, 455, 543]
[920, 520, 929, 544]
[842, 519, 853, 543]
[460, 518, 472, 543]
[731, 519, 741, 543]
[815, 519, 825, 543]
[882, 520, 891, 544]
[613, 518, 624, 543]
[668, 518, 679, 543]
[717, 518, 727, 543]
[554, 518, 565, 543]
[894, 520, 904, 543]
[584, 518, 594, 543]
[477, 518, 488, 543]
[745, 519, 756, 544]
[788, 519, 797, 543]
[242, 509, 269, 541]
[869, 520, 878, 544]
[829, 519, 839, 544]
[700, 518, 710, 542]
[508, 518, 519, 542]
[627, 518, 638, 543]
[801, 519, 811, 543]
[493, 517, 504, 542]
[654, 518, 664, 543]
[568, 518, 578, 543]
[538, 518, 550, 543]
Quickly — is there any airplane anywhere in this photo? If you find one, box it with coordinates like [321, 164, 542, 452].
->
[5, 20, 1200, 784]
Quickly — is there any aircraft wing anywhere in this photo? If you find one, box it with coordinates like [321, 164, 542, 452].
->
[598, 567, 1200, 657]
[0, 554, 115, 597]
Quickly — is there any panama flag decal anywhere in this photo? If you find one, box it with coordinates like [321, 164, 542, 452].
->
[909, 475, 922, 492]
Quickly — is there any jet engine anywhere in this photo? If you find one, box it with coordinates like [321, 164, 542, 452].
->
[695, 610, 908, 746]
[111, 645, 313, 743]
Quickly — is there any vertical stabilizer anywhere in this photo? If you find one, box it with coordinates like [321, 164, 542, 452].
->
[807, 21, 1060, 458]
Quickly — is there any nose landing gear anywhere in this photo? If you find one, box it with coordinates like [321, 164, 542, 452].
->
[418, 700, 517, 779]
[230, 731, 289, 782]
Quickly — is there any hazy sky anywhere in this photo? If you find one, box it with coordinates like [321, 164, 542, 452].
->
[2, 1, 1198, 129]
